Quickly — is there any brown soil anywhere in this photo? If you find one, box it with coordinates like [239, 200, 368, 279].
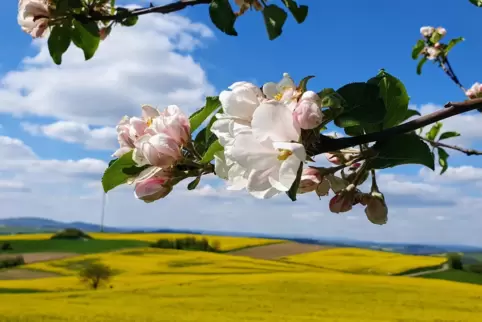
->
[0, 252, 77, 264]
[228, 242, 335, 260]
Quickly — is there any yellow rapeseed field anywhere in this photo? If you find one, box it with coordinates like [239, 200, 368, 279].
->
[1, 271, 482, 321]
[25, 248, 317, 278]
[0, 233, 52, 240]
[282, 247, 447, 275]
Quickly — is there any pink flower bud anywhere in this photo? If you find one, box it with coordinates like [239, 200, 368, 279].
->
[420, 26, 435, 38]
[434, 42, 441, 49]
[293, 91, 323, 130]
[134, 175, 173, 203]
[466, 82, 482, 99]
[325, 152, 341, 165]
[152, 105, 191, 146]
[132, 133, 182, 168]
[436, 27, 447, 37]
[364, 193, 388, 225]
[329, 184, 356, 213]
[298, 168, 322, 194]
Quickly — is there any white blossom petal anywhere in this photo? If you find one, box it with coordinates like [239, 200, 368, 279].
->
[229, 132, 278, 170]
[251, 101, 300, 143]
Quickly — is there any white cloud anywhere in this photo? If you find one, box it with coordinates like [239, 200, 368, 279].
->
[420, 165, 482, 183]
[22, 121, 117, 150]
[0, 11, 215, 126]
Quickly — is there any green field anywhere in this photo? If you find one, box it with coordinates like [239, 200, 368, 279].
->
[0, 239, 150, 254]
[421, 269, 482, 286]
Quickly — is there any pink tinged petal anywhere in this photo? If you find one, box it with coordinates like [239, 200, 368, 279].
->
[230, 132, 278, 170]
[141, 105, 160, 119]
[129, 117, 147, 139]
[134, 177, 172, 202]
[112, 146, 132, 158]
[251, 101, 301, 143]
[134, 166, 166, 183]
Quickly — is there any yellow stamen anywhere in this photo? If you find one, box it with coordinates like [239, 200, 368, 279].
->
[146, 117, 153, 127]
[277, 149, 292, 161]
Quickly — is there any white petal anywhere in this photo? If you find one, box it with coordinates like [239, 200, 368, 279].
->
[133, 166, 164, 183]
[246, 169, 282, 199]
[262, 82, 279, 99]
[278, 73, 296, 91]
[230, 131, 278, 170]
[141, 105, 160, 119]
[251, 101, 301, 143]
[214, 151, 229, 180]
[277, 155, 302, 191]
[219, 87, 259, 121]
[227, 163, 249, 190]
[211, 119, 234, 147]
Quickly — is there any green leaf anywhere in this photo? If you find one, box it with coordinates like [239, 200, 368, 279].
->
[187, 177, 201, 190]
[298, 75, 315, 92]
[412, 39, 425, 59]
[48, 24, 72, 65]
[263, 5, 288, 40]
[122, 164, 149, 176]
[416, 56, 428, 75]
[402, 108, 421, 122]
[71, 19, 100, 61]
[108, 159, 117, 167]
[334, 82, 386, 131]
[200, 140, 224, 164]
[120, 15, 139, 27]
[426, 122, 443, 141]
[430, 31, 443, 44]
[189, 96, 221, 133]
[469, 0, 482, 7]
[209, 0, 238, 36]
[368, 70, 410, 129]
[102, 151, 137, 193]
[281, 0, 309, 23]
[369, 133, 435, 170]
[344, 125, 364, 136]
[437, 147, 449, 175]
[444, 37, 464, 55]
[439, 131, 461, 141]
[286, 162, 303, 201]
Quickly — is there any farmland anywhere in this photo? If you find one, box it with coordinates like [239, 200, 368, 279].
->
[0, 233, 481, 321]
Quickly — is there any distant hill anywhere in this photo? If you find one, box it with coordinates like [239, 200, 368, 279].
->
[0, 217, 481, 255]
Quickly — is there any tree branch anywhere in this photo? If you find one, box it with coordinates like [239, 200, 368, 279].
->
[420, 137, 482, 156]
[93, 0, 211, 21]
[306, 98, 482, 156]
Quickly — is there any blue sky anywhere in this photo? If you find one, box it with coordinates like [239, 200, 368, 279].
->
[1, 0, 482, 246]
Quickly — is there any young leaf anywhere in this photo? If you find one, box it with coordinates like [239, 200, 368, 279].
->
[412, 39, 425, 59]
[444, 37, 464, 55]
[437, 147, 449, 174]
[417, 56, 428, 75]
[298, 75, 315, 92]
[200, 140, 224, 164]
[368, 70, 409, 129]
[439, 131, 461, 141]
[187, 177, 201, 190]
[368, 133, 435, 170]
[286, 162, 303, 201]
[469, 0, 482, 7]
[48, 24, 72, 65]
[71, 19, 100, 61]
[102, 151, 137, 193]
[426, 122, 443, 141]
[189, 97, 221, 133]
[263, 5, 288, 40]
[430, 31, 443, 44]
[121, 16, 139, 27]
[209, 0, 238, 36]
[281, 0, 309, 23]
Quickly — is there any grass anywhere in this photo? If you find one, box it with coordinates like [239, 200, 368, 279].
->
[0, 271, 482, 321]
[421, 269, 482, 286]
[281, 247, 447, 275]
[0, 233, 285, 252]
[0, 239, 150, 254]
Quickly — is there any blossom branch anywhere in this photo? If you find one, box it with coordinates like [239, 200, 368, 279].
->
[91, 0, 211, 21]
[307, 98, 482, 156]
[419, 136, 482, 156]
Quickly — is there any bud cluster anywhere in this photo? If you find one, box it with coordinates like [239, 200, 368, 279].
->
[419, 26, 447, 61]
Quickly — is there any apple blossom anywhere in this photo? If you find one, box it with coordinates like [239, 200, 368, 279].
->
[293, 91, 323, 130]
[436, 27, 447, 37]
[134, 172, 173, 203]
[262, 73, 298, 103]
[298, 168, 322, 194]
[132, 133, 182, 168]
[315, 178, 331, 197]
[426, 47, 441, 60]
[228, 101, 306, 199]
[151, 105, 191, 146]
[325, 174, 349, 193]
[420, 26, 435, 38]
[213, 151, 249, 191]
[364, 192, 388, 225]
[465, 82, 482, 99]
[329, 184, 357, 213]
[18, 0, 50, 38]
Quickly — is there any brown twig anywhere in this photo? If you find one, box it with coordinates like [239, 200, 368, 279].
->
[307, 98, 482, 156]
[419, 136, 482, 156]
[91, 0, 211, 21]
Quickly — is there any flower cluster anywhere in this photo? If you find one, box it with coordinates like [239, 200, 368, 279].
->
[419, 26, 447, 60]
[18, 0, 112, 39]
[465, 82, 482, 99]
[211, 73, 323, 199]
[113, 105, 191, 203]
